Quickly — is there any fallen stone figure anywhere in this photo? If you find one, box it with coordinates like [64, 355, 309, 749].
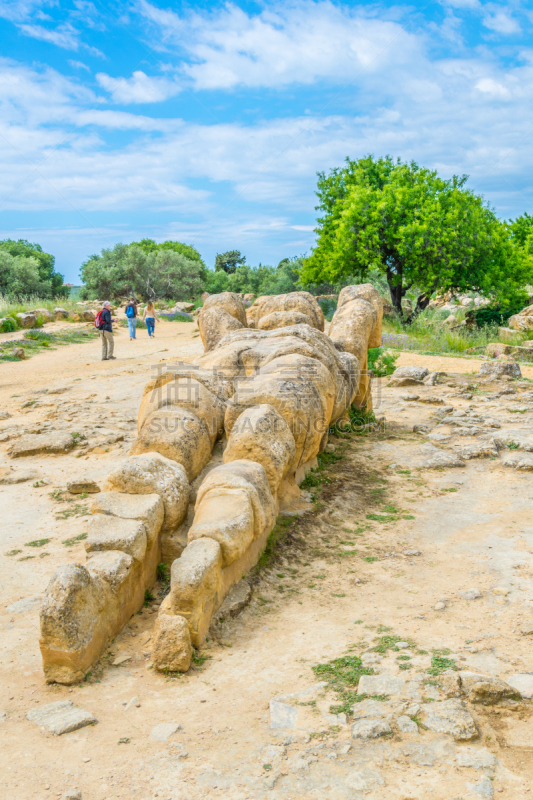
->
[39, 286, 383, 682]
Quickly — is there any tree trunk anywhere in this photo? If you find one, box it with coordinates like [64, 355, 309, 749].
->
[386, 267, 404, 317]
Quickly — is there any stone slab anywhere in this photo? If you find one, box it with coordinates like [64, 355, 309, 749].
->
[26, 700, 97, 735]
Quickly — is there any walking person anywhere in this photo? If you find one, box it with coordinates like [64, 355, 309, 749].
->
[125, 297, 138, 340]
[97, 300, 115, 360]
[143, 300, 157, 338]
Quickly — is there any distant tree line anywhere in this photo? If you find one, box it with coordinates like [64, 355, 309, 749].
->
[0, 239, 66, 299]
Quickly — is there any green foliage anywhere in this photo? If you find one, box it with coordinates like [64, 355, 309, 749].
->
[427, 653, 457, 675]
[0, 239, 65, 297]
[312, 654, 374, 716]
[301, 155, 533, 316]
[204, 256, 303, 296]
[0, 316, 17, 332]
[131, 238, 206, 269]
[368, 347, 399, 377]
[79, 243, 204, 301]
[214, 249, 246, 274]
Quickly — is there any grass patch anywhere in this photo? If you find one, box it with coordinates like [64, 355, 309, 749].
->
[427, 650, 457, 675]
[312, 654, 374, 716]
[143, 590, 154, 607]
[255, 516, 295, 572]
[25, 538, 50, 548]
[5, 549, 22, 556]
[191, 650, 212, 667]
[62, 532, 88, 546]
[363, 555, 379, 563]
[55, 503, 90, 520]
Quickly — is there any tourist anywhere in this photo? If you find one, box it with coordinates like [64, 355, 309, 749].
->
[125, 297, 138, 340]
[99, 301, 115, 360]
[143, 300, 157, 338]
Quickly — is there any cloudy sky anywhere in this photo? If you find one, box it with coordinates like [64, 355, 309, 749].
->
[0, 0, 532, 281]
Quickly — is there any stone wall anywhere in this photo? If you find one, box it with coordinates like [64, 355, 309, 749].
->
[39, 287, 383, 682]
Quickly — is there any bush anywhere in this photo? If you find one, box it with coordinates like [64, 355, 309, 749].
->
[368, 347, 399, 377]
[0, 316, 17, 332]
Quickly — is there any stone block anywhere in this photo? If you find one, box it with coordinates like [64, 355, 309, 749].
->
[152, 614, 192, 672]
[86, 514, 147, 563]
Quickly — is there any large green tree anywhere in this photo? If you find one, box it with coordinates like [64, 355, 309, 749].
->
[214, 250, 246, 274]
[79, 243, 204, 301]
[0, 239, 65, 297]
[301, 155, 533, 316]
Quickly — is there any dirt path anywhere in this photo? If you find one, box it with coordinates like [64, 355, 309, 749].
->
[1, 332, 533, 800]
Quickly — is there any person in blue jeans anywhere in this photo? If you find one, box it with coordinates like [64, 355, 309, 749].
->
[125, 297, 138, 340]
[143, 300, 157, 337]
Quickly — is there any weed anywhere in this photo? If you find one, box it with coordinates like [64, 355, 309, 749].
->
[191, 650, 212, 667]
[312, 653, 374, 716]
[18, 555, 35, 561]
[441, 488, 458, 493]
[366, 513, 396, 523]
[363, 556, 379, 563]
[263, 764, 272, 771]
[371, 634, 414, 654]
[255, 517, 294, 571]
[377, 625, 392, 633]
[508, 442, 520, 450]
[62, 532, 88, 546]
[427, 652, 457, 675]
[354, 620, 363, 625]
[5, 549, 22, 556]
[402, 514, 416, 520]
[118, 738, 130, 744]
[144, 590, 154, 607]
[331, 592, 346, 598]
[25, 538, 50, 548]
[399, 663, 412, 670]
[55, 503, 89, 520]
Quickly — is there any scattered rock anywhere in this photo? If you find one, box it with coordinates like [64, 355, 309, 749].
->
[358, 673, 406, 698]
[361, 653, 382, 666]
[0, 410, 12, 419]
[455, 746, 497, 771]
[61, 791, 82, 800]
[352, 699, 390, 720]
[216, 579, 251, 620]
[16, 313, 36, 328]
[506, 673, 533, 699]
[399, 442, 465, 469]
[403, 549, 421, 556]
[13, 348, 25, 359]
[492, 587, 509, 596]
[351, 718, 392, 740]
[6, 595, 41, 614]
[501, 451, 533, 471]
[420, 699, 478, 740]
[112, 655, 131, 666]
[0, 468, 39, 484]
[124, 696, 139, 711]
[67, 479, 100, 494]
[9, 432, 74, 457]
[26, 700, 97, 735]
[397, 715, 418, 734]
[396, 641, 410, 649]
[150, 722, 182, 742]
[392, 366, 429, 381]
[458, 442, 499, 460]
[270, 683, 327, 729]
[478, 361, 521, 379]
[459, 672, 519, 705]
[458, 588, 482, 601]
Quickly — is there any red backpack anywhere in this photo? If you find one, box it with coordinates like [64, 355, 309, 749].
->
[94, 310, 105, 330]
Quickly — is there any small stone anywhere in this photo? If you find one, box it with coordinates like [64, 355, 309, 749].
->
[492, 587, 509, 596]
[0, 711, 6, 723]
[351, 719, 392, 740]
[13, 347, 25, 359]
[520, 619, 533, 636]
[403, 550, 421, 556]
[61, 791, 82, 800]
[67, 480, 100, 494]
[396, 641, 410, 649]
[352, 699, 390, 720]
[361, 653, 382, 666]
[0, 410, 12, 419]
[112, 655, 131, 666]
[434, 602, 447, 611]
[458, 588, 482, 601]
[150, 722, 182, 742]
[339, 744, 351, 754]
[397, 715, 418, 734]
[26, 701, 97, 736]
[124, 696, 139, 711]
[459, 672, 519, 705]
[216, 579, 252, 620]
[405, 703, 420, 716]
[420, 699, 477, 740]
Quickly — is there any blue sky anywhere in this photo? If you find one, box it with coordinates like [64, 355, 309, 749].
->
[0, 0, 532, 282]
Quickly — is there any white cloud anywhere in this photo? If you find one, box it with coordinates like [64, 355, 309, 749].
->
[96, 70, 181, 104]
[483, 10, 521, 35]
[18, 21, 81, 49]
[138, 1, 424, 91]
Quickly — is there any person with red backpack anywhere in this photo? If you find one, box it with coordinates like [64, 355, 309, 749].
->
[95, 301, 115, 360]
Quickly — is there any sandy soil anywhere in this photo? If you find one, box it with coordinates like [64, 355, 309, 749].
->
[1, 324, 532, 800]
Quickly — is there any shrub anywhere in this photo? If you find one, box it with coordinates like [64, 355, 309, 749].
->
[0, 316, 17, 332]
[368, 347, 398, 376]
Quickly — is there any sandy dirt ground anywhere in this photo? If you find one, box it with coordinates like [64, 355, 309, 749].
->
[1, 322, 533, 800]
